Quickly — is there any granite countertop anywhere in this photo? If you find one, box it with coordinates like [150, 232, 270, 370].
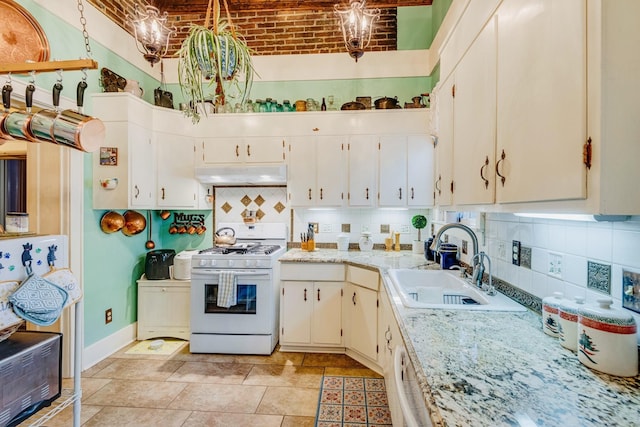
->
[279, 248, 640, 426]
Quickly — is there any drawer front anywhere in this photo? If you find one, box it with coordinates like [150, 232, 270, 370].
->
[346, 266, 379, 291]
[280, 263, 345, 281]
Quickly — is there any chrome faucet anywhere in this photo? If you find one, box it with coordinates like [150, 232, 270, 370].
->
[430, 222, 492, 292]
[430, 222, 479, 269]
[472, 252, 495, 295]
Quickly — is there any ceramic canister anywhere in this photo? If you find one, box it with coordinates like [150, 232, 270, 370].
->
[577, 298, 638, 377]
[542, 292, 564, 337]
[557, 296, 586, 351]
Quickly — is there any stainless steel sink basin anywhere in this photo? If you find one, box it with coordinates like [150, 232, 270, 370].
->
[387, 269, 527, 311]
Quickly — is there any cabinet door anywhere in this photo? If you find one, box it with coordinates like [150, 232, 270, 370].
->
[287, 137, 317, 207]
[129, 123, 155, 208]
[407, 135, 434, 207]
[201, 138, 243, 164]
[316, 136, 346, 207]
[346, 283, 378, 362]
[138, 285, 190, 339]
[496, 0, 587, 203]
[434, 75, 454, 206]
[312, 281, 343, 345]
[378, 136, 407, 207]
[245, 137, 285, 163]
[156, 133, 198, 208]
[453, 17, 497, 205]
[348, 135, 377, 207]
[280, 281, 312, 345]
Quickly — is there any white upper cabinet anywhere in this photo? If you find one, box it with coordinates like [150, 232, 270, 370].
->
[348, 135, 378, 207]
[199, 137, 285, 165]
[156, 133, 199, 208]
[407, 135, 434, 207]
[378, 135, 433, 207]
[495, 0, 587, 204]
[288, 135, 345, 207]
[92, 95, 155, 210]
[433, 74, 455, 207]
[452, 16, 497, 206]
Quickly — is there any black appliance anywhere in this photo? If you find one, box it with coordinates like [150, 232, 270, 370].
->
[0, 331, 62, 427]
[145, 249, 176, 280]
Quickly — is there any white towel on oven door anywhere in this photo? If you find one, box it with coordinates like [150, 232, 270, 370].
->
[217, 271, 237, 308]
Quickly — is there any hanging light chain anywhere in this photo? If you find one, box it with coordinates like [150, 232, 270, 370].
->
[77, 0, 93, 58]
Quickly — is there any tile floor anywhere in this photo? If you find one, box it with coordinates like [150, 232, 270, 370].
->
[20, 342, 382, 426]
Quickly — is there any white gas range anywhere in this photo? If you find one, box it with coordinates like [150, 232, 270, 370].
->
[189, 222, 287, 355]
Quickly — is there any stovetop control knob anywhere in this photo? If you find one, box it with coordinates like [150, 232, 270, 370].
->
[210, 259, 217, 267]
[245, 259, 255, 268]
[228, 259, 235, 267]
[199, 259, 208, 267]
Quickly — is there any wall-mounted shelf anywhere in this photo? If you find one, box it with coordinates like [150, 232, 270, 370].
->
[0, 59, 98, 74]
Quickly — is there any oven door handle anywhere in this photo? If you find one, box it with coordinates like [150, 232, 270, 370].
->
[192, 270, 271, 278]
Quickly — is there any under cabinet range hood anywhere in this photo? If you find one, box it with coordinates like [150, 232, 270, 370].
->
[195, 164, 287, 186]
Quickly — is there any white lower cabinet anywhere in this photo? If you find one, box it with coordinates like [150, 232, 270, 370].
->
[280, 281, 343, 347]
[137, 277, 190, 340]
[344, 266, 379, 365]
[280, 263, 345, 351]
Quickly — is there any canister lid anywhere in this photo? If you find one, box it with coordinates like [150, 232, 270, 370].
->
[579, 298, 637, 333]
[558, 295, 585, 315]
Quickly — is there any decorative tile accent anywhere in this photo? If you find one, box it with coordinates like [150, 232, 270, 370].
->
[380, 224, 390, 234]
[273, 201, 286, 214]
[622, 268, 640, 314]
[214, 187, 288, 224]
[587, 261, 611, 295]
[342, 224, 351, 233]
[521, 246, 532, 269]
[254, 194, 265, 206]
[316, 376, 391, 427]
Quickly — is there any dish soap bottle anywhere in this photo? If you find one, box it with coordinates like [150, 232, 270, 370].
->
[359, 231, 373, 252]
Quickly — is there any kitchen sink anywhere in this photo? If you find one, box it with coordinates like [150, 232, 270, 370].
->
[387, 269, 527, 311]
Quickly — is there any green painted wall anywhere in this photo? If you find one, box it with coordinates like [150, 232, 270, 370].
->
[17, 0, 445, 348]
[398, 6, 432, 50]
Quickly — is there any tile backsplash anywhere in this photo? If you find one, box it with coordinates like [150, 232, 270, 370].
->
[440, 211, 640, 344]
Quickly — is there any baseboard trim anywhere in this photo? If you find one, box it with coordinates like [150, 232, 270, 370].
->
[83, 322, 137, 371]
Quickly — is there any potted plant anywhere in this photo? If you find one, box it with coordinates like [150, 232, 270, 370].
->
[176, 0, 255, 122]
[411, 214, 428, 254]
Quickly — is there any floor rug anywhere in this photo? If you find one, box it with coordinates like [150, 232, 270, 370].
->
[315, 376, 392, 427]
[124, 339, 187, 356]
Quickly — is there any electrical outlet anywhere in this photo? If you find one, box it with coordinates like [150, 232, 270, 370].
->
[512, 240, 521, 266]
[360, 224, 369, 232]
[497, 241, 506, 260]
[105, 308, 112, 324]
[320, 223, 332, 233]
[548, 252, 563, 278]
[399, 224, 410, 233]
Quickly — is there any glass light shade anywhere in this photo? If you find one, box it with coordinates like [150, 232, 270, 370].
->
[128, 5, 175, 66]
[334, 0, 380, 62]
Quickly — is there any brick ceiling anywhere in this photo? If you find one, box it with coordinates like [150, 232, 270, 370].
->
[153, 1, 433, 13]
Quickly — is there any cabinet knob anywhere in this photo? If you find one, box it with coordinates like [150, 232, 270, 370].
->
[304, 288, 307, 301]
[411, 187, 415, 200]
[317, 288, 320, 301]
[247, 144, 251, 157]
[308, 188, 312, 200]
[352, 292, 356, 305]
[134, 185, 140, 199]
[398, 187, 402, 200]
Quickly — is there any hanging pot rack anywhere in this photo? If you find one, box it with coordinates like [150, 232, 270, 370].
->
[0, 59, 98, 75]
